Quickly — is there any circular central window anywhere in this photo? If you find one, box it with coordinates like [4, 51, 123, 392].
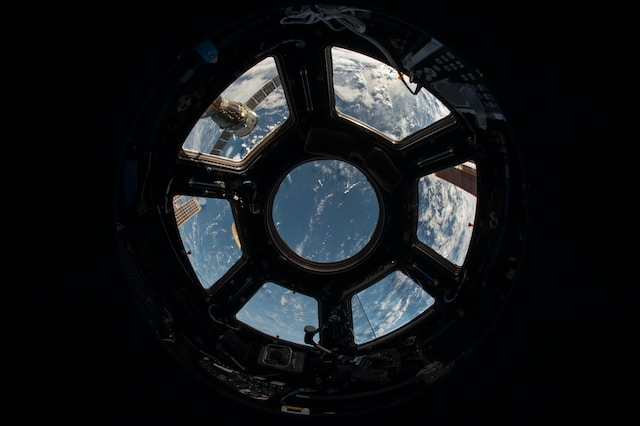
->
[271, 159, 379, 263]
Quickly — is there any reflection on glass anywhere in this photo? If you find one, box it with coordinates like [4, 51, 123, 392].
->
[182, 56, 289, 162]
[331, 46, 450, 142]
[351, 270, 435, 344]
[173, 196, 242, 289]
[417, 162, 477, 266]
[235, 282, 319, 345]
[272, 159, 379, 263]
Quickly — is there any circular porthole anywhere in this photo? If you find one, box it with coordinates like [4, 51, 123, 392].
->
[269, 158, 381, 269]
[112, 2, 528, 419]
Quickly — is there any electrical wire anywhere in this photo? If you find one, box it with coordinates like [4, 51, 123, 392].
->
[353, 293, 376, 340]
[208, 304, 241, 330]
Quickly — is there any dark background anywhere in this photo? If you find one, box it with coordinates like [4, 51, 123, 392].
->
[26, 1, 632, 425]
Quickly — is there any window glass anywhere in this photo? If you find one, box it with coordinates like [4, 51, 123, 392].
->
[272, 159, 379, 263]
[173, 196, 242, 289]
[236, 282, 319, 345]
[331, 46, 450, 142]
[351, 270, 435, 344]
[182, 56, 289, 161]
[417, 162, 477, 266]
